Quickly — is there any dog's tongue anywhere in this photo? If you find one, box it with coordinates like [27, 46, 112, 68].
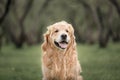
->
[59, 43, 67, 49]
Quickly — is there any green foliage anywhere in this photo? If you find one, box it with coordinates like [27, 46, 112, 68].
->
[0, 0, 120, 46]
[0, 43, 120, 80]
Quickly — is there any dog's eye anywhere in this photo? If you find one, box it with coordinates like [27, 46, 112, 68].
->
[66, 30, 69, 33]
[55, 30, 59, 33]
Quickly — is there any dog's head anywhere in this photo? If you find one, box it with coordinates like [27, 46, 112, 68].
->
[42, 21, 75, 51]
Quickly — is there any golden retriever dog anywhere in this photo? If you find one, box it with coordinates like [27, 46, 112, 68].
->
[41, 21, 82, 80]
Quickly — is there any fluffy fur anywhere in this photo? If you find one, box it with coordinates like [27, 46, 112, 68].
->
[41, 21, 82, 80]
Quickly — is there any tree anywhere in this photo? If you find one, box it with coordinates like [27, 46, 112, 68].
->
[10, 0, 33, 48]
[0, 0, 11, 49]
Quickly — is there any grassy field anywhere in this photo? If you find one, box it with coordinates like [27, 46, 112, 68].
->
[0, 43, 120, 80]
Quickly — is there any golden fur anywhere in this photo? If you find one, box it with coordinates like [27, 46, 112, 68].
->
[41, 21, 82, 80]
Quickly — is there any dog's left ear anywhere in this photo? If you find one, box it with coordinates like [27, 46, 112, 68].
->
[68, 24, 76, 48]
[68, 24, 75, 40]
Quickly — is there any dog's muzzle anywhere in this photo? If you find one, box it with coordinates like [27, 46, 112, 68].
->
[54, 40, 68, 49]
[54, 34, 69, 49]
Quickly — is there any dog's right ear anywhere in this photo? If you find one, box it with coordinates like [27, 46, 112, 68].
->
[41, 31, 49, 52]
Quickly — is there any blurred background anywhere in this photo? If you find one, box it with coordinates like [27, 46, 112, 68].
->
[0, 0, 120, 80]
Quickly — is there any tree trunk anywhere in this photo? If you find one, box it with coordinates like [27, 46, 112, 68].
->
[0, 33, 4, 51]
[112, 32, 120, 42]
[81, 1, 95, 44]
[67, 9, 83, 42]
[92, 6, 109, 48]
[0, 0, 11, 49]
[11, 0, 33, 48]
[0, 0, 11, 24]
[109, 0, 120, 16]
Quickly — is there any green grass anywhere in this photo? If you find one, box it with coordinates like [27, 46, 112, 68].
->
[0, 43, 120, 80]
[78, 43, 120, 80]
[0, 45, 42, 80]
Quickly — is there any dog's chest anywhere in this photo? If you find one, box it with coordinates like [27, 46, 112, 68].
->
[52, 53, 76, 72]
[43, 51, 78, 79]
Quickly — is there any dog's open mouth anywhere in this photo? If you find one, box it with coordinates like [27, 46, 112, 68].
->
[54, 41, 68, 49]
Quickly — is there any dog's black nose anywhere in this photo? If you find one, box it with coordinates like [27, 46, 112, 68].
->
[61, 34, 67, 40]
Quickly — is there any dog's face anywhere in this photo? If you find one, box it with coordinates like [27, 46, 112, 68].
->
[43, 21, 75, 50]
[51, 25, 71, 49]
